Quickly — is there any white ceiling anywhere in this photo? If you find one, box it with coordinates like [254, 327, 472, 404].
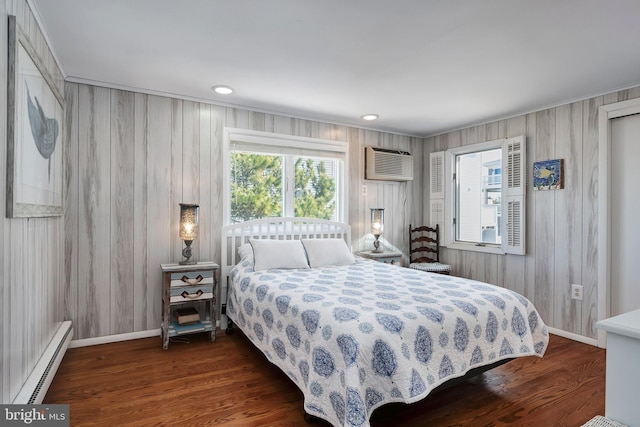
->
[30, 0, 640, 137]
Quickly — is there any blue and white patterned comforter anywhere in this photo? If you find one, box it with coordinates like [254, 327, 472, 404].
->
[227, 257, 548, 427]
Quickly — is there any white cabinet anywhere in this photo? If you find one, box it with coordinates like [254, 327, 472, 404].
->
[596, 309, 640, 426]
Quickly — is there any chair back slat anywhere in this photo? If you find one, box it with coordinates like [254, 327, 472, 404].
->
[411, 236, 437, 244]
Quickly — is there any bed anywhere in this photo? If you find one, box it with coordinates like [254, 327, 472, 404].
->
[221, 218, 548, 427]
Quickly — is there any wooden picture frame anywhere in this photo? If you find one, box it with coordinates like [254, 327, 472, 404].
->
[6, 15, 64, 218]
[533, 159, 564, 190]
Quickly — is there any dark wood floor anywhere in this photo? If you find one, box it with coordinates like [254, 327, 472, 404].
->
[45, 331, 605, 426]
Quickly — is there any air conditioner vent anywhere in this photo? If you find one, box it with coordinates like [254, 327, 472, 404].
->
[365, 146, 413, 181]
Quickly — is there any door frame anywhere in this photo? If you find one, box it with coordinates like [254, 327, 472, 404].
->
[597, 98, 640, 347]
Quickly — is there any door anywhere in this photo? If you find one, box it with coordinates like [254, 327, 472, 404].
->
[610, 113, 640, 316]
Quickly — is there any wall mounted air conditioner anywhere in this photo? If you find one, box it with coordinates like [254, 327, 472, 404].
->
[365, 146, 414, 181]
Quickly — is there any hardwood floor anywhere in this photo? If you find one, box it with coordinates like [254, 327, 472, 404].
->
[45, 332, 605, 426]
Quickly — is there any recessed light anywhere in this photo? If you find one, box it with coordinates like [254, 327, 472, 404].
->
[212, 85, 234, 95]
[361, 114, 379, 121]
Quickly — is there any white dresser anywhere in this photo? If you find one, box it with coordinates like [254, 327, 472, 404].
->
[596, 309, 640, 427]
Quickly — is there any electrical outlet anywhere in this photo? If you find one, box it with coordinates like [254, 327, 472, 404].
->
[362, 185, 367, 196]
[571, 284, 583, 301]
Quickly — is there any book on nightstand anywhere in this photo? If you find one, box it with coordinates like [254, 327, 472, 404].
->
[171, 320, 205, 335]
[174, 307, 200, 325]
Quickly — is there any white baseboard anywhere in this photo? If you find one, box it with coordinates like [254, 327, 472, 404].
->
[70, 320, 222, 348]
[547, 327, 599, 347]
[69, 329, 161, 348]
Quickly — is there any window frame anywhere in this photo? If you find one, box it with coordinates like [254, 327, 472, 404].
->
[431, 135, 526, 255]
[445, 139, 505, 254]
[222, 128, 349, 225]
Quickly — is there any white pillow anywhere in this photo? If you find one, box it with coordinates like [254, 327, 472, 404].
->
[237, 243, 253, 261]
[250, 239, 310, 271]
[301, 238, 355, 268]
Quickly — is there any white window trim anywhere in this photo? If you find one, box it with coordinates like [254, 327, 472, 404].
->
[433, 136, 526, 255]
[446, 241, 505, 254]
[222, 128, 349, 225]
[444, 139, 505, 254]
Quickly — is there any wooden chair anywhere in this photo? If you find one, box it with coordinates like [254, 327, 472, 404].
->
[408, 224, 451, 275]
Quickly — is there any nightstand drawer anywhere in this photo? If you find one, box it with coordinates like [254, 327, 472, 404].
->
[170, 270, 214, 287]
[169, 284, 214, 303]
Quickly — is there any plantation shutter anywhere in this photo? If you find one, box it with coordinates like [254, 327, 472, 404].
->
[429, 151, 445, 229]
[501, 136, 526, 255]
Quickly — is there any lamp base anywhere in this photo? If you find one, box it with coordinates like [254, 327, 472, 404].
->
[179, 240, 197, 265]
[372, 237, 383, 253]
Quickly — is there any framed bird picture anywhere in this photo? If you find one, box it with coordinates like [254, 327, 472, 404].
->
[533, 159, 564, 191]
[6, 15, 64, 217]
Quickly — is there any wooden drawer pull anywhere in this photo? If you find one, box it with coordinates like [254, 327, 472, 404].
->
[181, 274, 204, 285]
[180, 289, 204, 299]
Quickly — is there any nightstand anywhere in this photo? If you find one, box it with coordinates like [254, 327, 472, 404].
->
[161, 262, 219, 350]
[358, 250, 403, 266]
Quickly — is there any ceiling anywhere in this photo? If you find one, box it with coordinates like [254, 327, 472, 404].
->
[30, 0, 640, 137]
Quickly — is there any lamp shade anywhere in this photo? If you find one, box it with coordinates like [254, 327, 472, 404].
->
[179, 203, 199, 241]
[371, 208, 384, 236]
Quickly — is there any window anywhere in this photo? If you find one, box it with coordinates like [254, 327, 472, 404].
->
[430, 136, 525, 255]
[456, 148, 502, 244]
[230, 152, 283, 222]
[223, 128, 348, 224]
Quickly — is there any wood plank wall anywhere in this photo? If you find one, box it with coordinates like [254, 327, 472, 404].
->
[64, 82, 640, 343]
[1, 0, 66, 403]
[426, 86, 640, 339]
[64, 85, 424, 340]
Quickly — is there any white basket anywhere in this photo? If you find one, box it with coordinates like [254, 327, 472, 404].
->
[582, 416, 628, 427]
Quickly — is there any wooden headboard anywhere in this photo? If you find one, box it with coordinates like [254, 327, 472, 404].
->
[219, 217, 351, 329]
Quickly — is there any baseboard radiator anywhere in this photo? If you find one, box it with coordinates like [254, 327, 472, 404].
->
[12, 321, 73, 404]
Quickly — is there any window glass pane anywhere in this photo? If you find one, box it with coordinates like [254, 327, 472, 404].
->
[230, 152, 283, 223]
[456, 148, 502, 244]
[294, 157, 337, 220]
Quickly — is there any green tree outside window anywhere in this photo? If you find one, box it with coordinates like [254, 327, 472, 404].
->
[294, 158, 335, 219]
[231, 153, 282, 222]
[231, 153, 336, 222]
